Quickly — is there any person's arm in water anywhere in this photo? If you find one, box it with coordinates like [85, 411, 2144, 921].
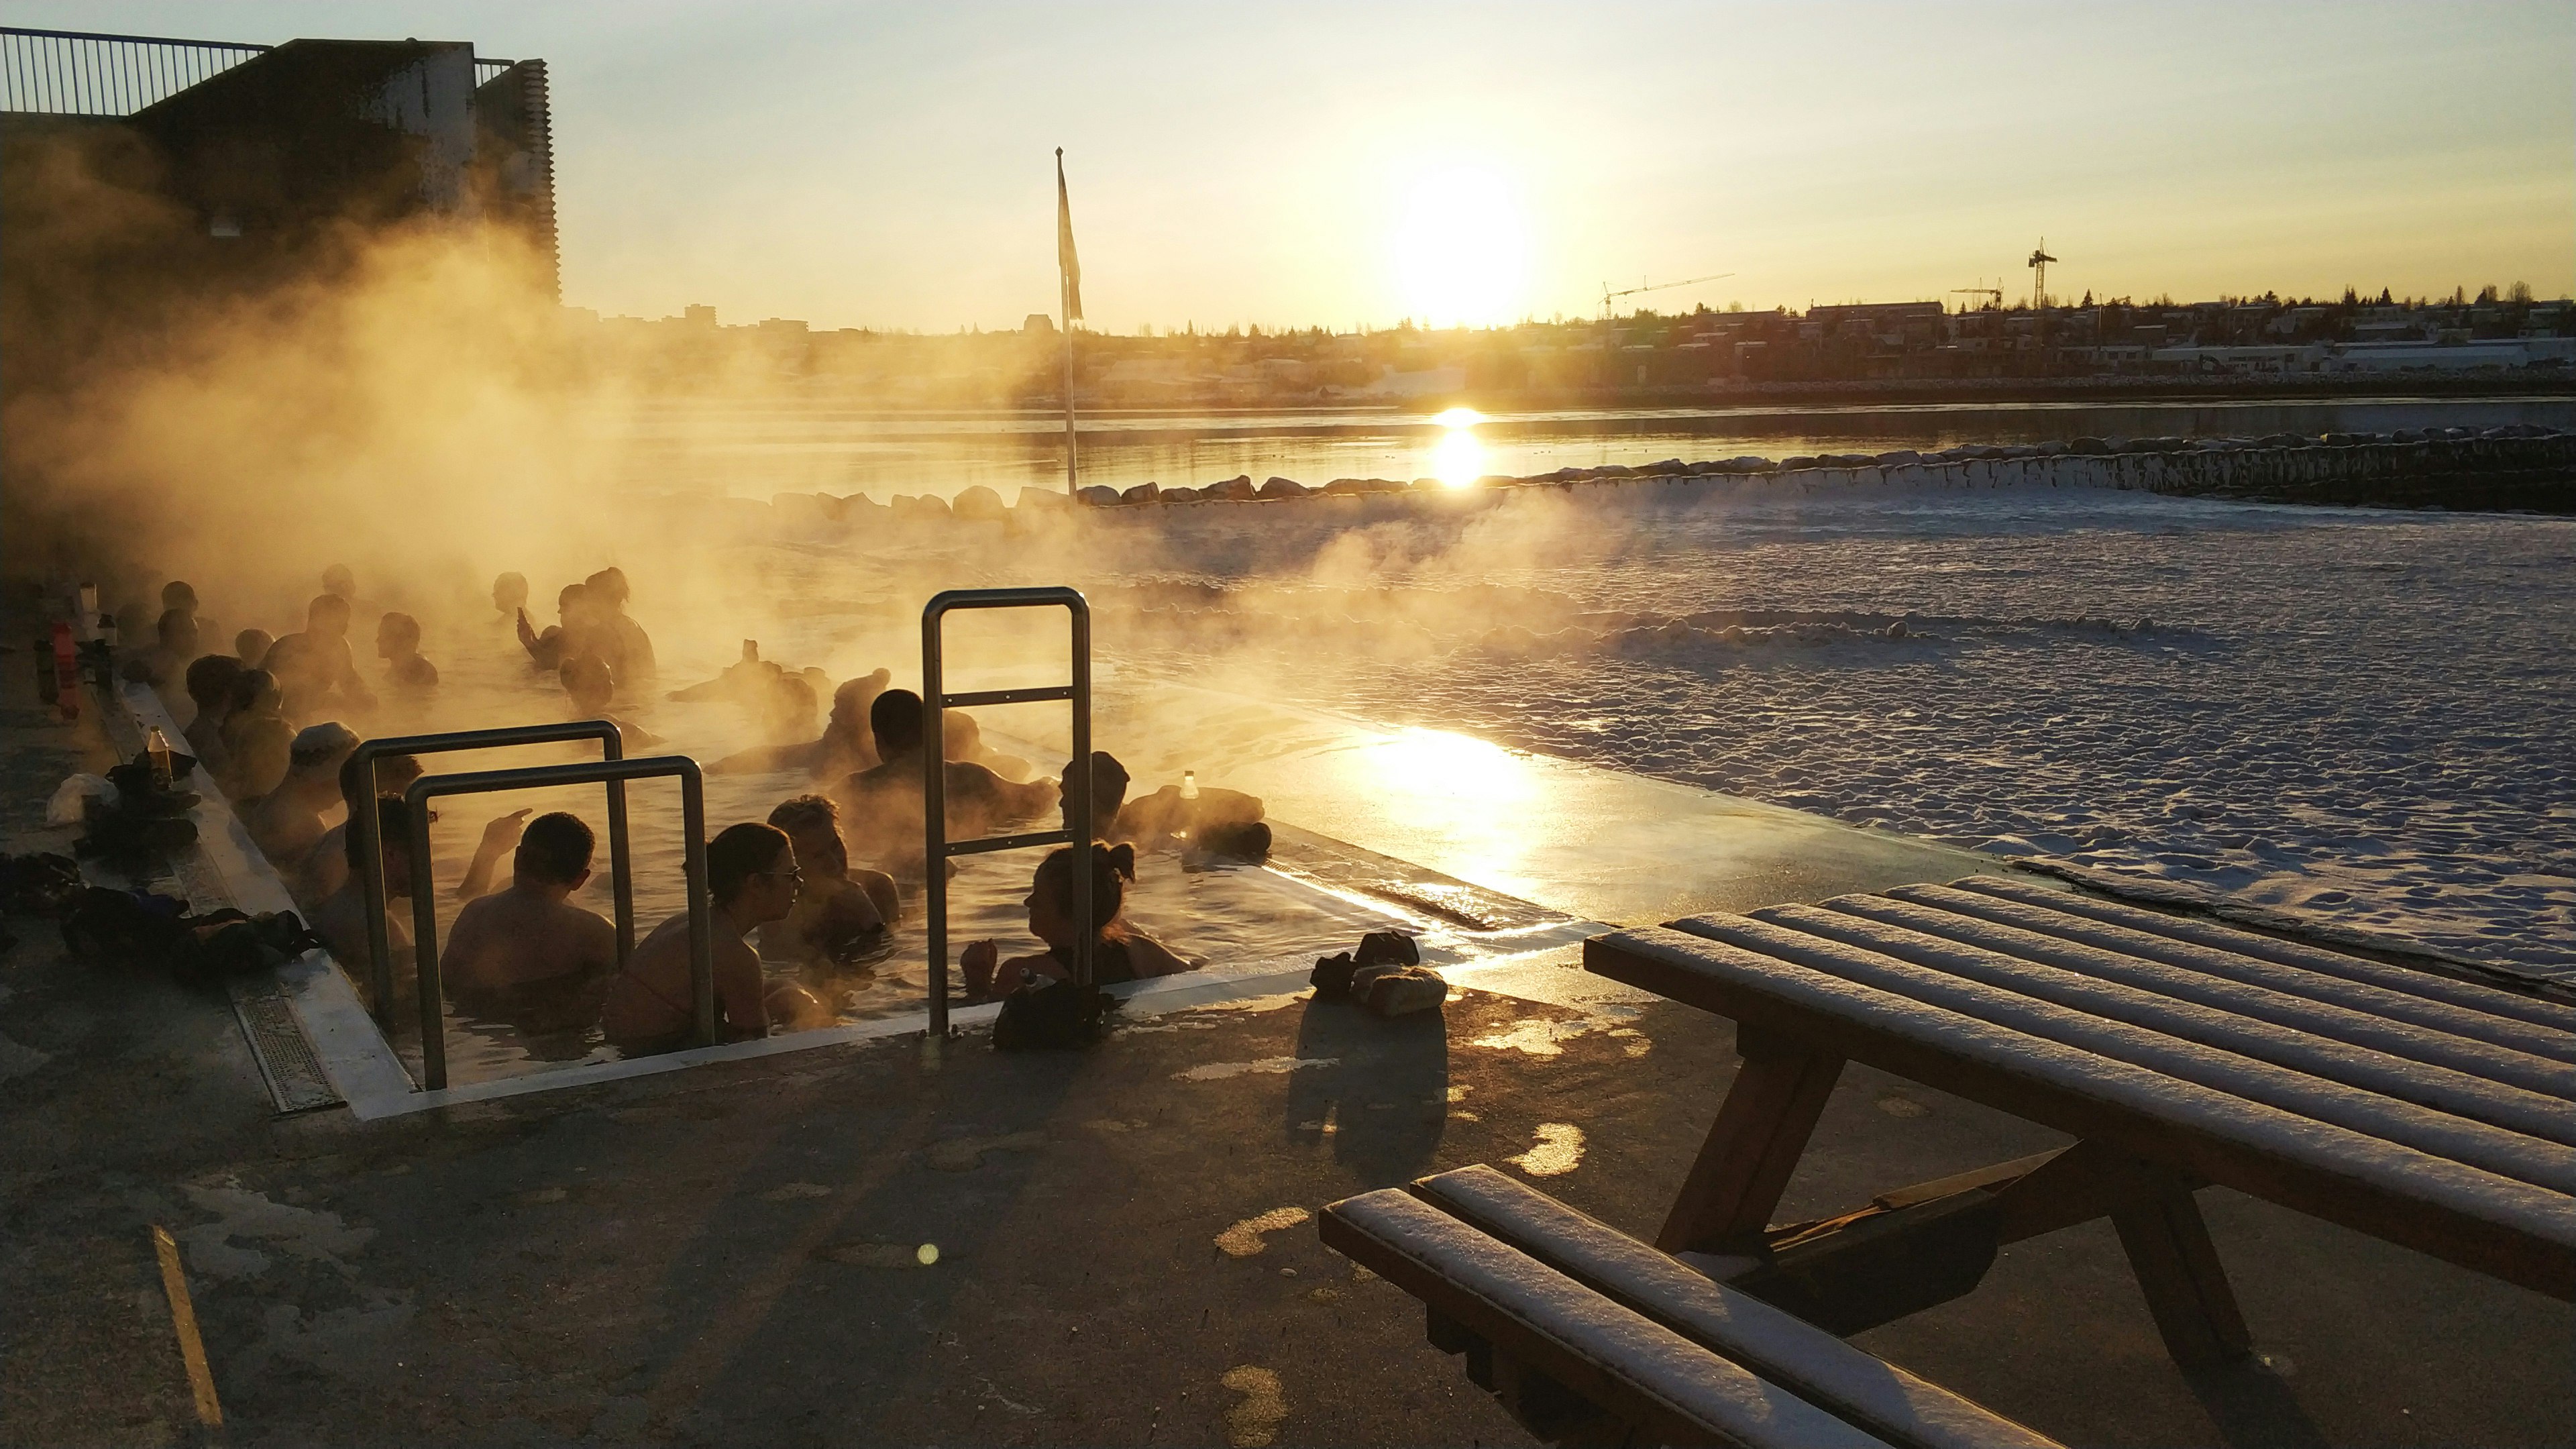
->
[1122, 930, 1195, 977]
[516, 607, 542, 661]
[707, 739, 818, 776]
[714, 937, 770, 1040]
[455, 809, 531, 900]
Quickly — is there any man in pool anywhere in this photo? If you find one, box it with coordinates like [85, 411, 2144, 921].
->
[439, 812, 619, 997]
[180, 654, 244, 777]
[759, 795, 898, 965]
[837, 689, 1057, 869]
[376, 611, 438, 690]
[584, 567, 655, 678]
[492, 572, 529, 621]
[560, 654, 662, 751]
[249, 722, 360, 871]
[709, 669, 889, 778]
[310, 796, 418, 998]
[264, 594, 376, 716]
[518, 583, 592, 673]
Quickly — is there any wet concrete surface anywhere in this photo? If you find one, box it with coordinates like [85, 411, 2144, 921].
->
[6, 943, 2570, 1446]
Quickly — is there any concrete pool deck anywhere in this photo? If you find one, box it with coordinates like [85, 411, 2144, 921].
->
[5, 655, 2565, 1446]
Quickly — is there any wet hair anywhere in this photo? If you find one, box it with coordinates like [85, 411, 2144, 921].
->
[162, 580, 199, 612]
[345, 796, 415, 868]
[235, 627, 272, 663]
[157, 608, 197, 646]
[225, 667, 280, 714]
[374, 753, 424, 792]
[517, 812, 595, 885]
[1034, 842, 1138, 940]
[184, 653, 244, 710]
[584, 567, 631, 608]
[378, 611, 421, 651]
[708, 822, 791, 904]
[308, 593, 351, 627]
[559, 654, 614, 710]
[1064, 750, 1130, 814]
[870, 688, 923, 754]
[766, 794, 839, 836]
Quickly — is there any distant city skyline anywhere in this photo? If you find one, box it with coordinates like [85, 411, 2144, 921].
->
[10, 0, 2572, 330]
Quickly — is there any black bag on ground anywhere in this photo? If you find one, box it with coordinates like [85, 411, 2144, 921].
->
[169, 909, 323, 987]
[991, 977, 1114, 1051]
[0, 853, 85, 916]
[60, 887, 193, 967]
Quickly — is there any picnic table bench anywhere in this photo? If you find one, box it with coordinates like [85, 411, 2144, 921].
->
[1322, 874, 2575, 1444]
[1583, 875, 2576, 1364]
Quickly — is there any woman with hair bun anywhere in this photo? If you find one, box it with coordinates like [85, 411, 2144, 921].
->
[961, 842, 1192, 1000]
[601, 821, 830, 1053]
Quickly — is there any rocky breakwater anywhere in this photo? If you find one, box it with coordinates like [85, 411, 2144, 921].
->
[705, 423, 2574, 539]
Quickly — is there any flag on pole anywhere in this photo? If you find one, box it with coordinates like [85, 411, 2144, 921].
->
[1056, 147, 1082, 323]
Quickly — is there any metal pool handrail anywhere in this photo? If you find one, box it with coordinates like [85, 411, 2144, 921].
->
[343, 721, 633, 1027]
[922, 587, 1093, 1035]
[402, 755, 712, 1092]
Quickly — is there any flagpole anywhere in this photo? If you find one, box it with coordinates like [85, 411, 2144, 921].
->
[1059, 147, 1078, 498]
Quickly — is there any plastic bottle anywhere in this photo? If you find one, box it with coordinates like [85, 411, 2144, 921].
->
[1181, 769, 1199, 802]
[146, 727, 174, 788]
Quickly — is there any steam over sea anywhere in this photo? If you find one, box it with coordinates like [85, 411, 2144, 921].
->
[667, 398, 2575, 984]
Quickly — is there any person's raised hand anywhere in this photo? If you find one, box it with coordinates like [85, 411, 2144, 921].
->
[961, 938, 999, 999]
[480, 808, 533, 854]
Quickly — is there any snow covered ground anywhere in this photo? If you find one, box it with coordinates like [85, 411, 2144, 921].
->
[1084, 480, 2575, 982]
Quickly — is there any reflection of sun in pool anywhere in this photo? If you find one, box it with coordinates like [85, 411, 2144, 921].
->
[1371, 727, 1536, 802]
[1432, 427, 1485, 488]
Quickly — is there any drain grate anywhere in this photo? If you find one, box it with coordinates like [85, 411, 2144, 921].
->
[229, 973, 343, 1114]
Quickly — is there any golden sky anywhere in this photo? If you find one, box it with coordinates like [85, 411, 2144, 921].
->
[21, 0, 2576, 329]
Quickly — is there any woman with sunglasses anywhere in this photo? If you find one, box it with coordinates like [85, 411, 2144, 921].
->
[602, 822, 827, 1054]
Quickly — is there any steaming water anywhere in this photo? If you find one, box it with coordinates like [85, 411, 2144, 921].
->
[614, 396, 2576, 502]
[374, 625, 1467, 1084]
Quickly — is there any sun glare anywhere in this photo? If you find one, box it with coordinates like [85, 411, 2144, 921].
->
[1432, 407, 1485, 427]
[1392, 167, 1532, 328]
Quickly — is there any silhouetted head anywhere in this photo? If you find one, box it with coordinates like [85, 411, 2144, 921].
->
[1029, 842, 1137, 951]
[227, 667, 281, 716]
[708, 821, 797, 922]
[287, 722, 360, 780]
[156, 608, 198, 654]
[235, 628, 272, 664]
[184, 653, 244, 714]
[321, 564, 356, 600]
[584, 567, 631, 611]
[492, 572, 529, 614]
[766, 794, 846, 878]
[372, 753, 424, 795]
[307, 594, 352, 638]
[345, 796, 416, 896]
[1062, 751, 1130, 834]
[557, 582, 591, 629]
[515, 812, 595, 890]
[559, 654, 614, 714]
[770, 672, 818, 740]
[829, 669, 891, 735]
[376, 612, 421, 659]
[162, 580, 199, 614]
[870, 688, 924, 757]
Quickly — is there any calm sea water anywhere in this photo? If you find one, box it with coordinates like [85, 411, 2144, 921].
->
[604, 395, 2576, 502]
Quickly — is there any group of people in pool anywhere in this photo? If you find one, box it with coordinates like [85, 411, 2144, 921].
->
[131, 565, 1267, 1056]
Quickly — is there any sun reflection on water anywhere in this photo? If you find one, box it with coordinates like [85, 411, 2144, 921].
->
[1430, 407, 1487, 488]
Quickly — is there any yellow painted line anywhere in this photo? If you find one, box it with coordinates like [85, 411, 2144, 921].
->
[150, 1226, 224, 1428]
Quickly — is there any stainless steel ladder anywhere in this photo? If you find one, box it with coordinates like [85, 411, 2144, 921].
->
[400, 754, 712, 1091]
[345, 721, 636, 1024]
[921, 586, 1093, 1034]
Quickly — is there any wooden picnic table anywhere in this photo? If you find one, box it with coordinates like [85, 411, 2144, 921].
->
[1583, 874, 2576, 1367]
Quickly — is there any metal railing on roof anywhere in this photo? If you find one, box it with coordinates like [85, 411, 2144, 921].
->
[0, 26, 268, 116]
[3, 26, 521, 117]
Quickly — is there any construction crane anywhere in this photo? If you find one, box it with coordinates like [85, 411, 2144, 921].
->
[1599, 272, 1734, 320]
[2027, 238, 2057, 310]
[1950, 282, 2004, 311]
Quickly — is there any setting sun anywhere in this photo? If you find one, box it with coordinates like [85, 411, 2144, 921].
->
[1391, 166, 1532, 328]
